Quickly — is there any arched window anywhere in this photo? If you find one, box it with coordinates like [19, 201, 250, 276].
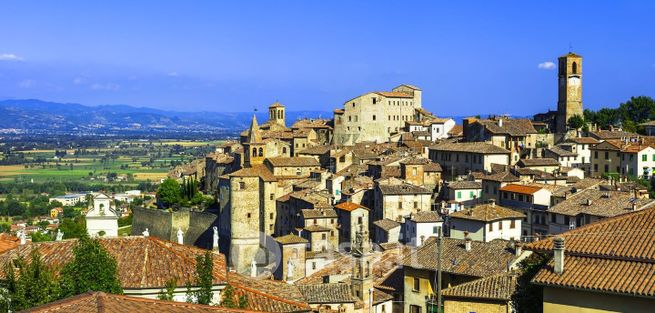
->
[278, 111, 282, 119]
[258, 148, 263, 156]
[572, 62, 578, 74]
[282, 147, 287, 154]
[252, 148, 257, 156]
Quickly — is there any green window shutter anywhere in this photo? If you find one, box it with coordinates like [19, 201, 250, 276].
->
[643, 155, 648, 162]
[457, 191, 461, 199]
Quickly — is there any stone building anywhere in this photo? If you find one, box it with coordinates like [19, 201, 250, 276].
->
[333, 84, 424, 145]
[428, 142, 511, 176]
[374, 177, 433, 223]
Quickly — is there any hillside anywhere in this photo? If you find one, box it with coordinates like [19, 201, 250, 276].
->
[0, 99, 330, 135]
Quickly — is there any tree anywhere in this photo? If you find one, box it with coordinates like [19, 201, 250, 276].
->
[157, 178, 182, 208]
[220, 285, 236, 308]
[512, 252, 549, 313]
[0, 249, 60, 311]
[158, 279, 177, 301]
[59, 234, 123, 298]
[193, 251, 214, 305]
[58, 217, 86, 239]
[567, 114, 585, 130]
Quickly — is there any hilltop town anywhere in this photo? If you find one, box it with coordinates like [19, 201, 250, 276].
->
[3, 52, 655, 313]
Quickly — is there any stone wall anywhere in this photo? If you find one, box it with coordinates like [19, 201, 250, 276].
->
[132, 207, 219, 250]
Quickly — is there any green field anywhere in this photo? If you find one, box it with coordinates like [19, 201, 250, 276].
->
[0, 139, 222, 183]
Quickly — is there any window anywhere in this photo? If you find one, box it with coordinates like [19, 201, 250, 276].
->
[551, 214, 556, 223]
[358, 216, 363, 224]
[252, 148, 257, 156]
[258, 148, 263, 156]
[488, 223, 493, 231]
[644, 155, 648, 162]
[398, 201, 403, 209]
[247, 213, 251, 218]
[605, 151, 609, 160]
[572, 61, 578, 74]
[499, 221, 503, 230]
[457, 191, 462, 199]
[412, 168, 417, 176]
[510, 219, 516, 229]
[312, 262, 316, 270]
[372, 115, 376, 121]
[282, 147, 287, 154]
[270, 193, 274, 200]
[414, 201, 418, 209]
[321, 233, 327, 240]
[270, 213, 274, 219]
[409, 305, 421, 313]
[594, 151, 598, 159]
[413, 277, 420, 292]
[564, 216, 570, 225]
[470, 191, 475, 198]
[372, 97, 377, 104]
[239, 182, 246, 189]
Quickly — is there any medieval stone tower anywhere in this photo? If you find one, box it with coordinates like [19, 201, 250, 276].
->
[556, 52, 583, 133]
[269, 101, 286, 127]
[351, 223, 374, 308]
[243, 115, 266, 166]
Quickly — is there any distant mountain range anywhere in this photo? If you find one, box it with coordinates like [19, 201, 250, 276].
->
[0, 99, 331, 135]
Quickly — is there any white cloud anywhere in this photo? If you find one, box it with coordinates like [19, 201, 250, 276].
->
[167, 71, 179, 77]
[91, 83, 120, 91]
[73, 77, 84, 85]
[18, 79, 35, 88]
[0, 53, 24, 61]
[538, 61, 556, 70]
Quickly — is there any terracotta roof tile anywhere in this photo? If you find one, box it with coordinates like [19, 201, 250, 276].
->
[527, 207, 655, 297]
[23, 291, 266, 313]
[334, 202, 370, 212]
[402, 238, 521, 278]
[449, 204, 524, 222]
[499, 184, 543, 195]
[442, 272, 518, 301]
[297, 283, 357, 304]
[0, 237, 227, 289]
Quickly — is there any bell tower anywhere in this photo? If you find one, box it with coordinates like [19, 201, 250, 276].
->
[268, 101, 286, 127]
[243, 115, 265, 166]
[556, 52, 583, 133]
[351, 223, 374, 308]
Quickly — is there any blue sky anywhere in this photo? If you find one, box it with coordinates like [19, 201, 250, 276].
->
[0, 1, 654, 115]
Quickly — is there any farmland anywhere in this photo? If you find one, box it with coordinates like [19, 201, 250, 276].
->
[0, 139, 221, 185]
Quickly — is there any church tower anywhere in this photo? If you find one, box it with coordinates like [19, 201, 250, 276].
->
[351, 224, 374, 308]
[243, 115, 266, 167]
[269, 101, 286, 127]
[556, 52, 583, 133]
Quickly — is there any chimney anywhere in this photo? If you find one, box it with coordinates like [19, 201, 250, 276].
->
[553, 237, 565, 274]
[498, 119, 503, 128]
[586, 199, 592, 206]
[632, 201, 638, 211]
[464, 231, 472, 251]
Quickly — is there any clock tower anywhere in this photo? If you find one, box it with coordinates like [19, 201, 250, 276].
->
[556, 52, 583, 133]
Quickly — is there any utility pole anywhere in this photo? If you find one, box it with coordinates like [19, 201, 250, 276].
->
[436, 225, 443, 313]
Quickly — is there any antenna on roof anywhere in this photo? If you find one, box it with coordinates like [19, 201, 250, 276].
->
[569, 42, 573, 53]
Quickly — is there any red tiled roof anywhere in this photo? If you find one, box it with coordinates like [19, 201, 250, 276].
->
[334, 202, 370, 212]
[0, 236, 227, 289]
[527, 206, 655, 297]
[23, 291, 262, 313]
[499, 184, 543, 195]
